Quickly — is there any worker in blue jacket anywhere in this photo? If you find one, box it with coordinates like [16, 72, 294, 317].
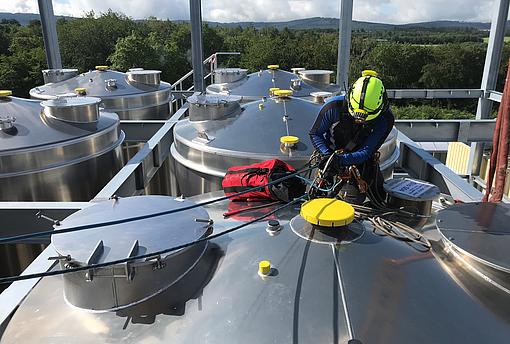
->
[309, 70, 394, 204]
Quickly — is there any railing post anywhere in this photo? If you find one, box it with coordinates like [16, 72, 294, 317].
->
[189, 0, 204, 93]
[469, 0, 509, 179]
[337, 0, 353, 89]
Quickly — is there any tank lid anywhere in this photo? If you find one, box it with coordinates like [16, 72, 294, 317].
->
[300, 198, 355, 227]
[42, 68, 79, 84]
[299, 70, 333, 84]
[52, 196, 211, 310]
[41, 96, 101, 123]
[310, 91, 333, 104]
[291, 67, 306, 74]
[127, 69, 161, 85]
[188, 94, 242, 122]
[384, 178, 440, 201]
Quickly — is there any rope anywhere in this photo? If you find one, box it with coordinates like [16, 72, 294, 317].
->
[0, 164, 317, 244]
[0, 197, 305, 284]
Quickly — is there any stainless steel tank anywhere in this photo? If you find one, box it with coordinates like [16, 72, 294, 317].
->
[207, 66, 340, 101]
[170, 93, 399, 196]
[0, 91, 124, 291]
[30, 66, 174, 196]
[0, 92, 124, 201]
[3, 193, 510, 343]
[30, 66, 172, 120]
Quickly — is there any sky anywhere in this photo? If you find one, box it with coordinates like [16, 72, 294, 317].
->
[0, 0, 499, 24]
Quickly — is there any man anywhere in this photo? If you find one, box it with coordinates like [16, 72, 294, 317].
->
[309, 70, 394, 204]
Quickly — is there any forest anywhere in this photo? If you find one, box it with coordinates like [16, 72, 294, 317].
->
[0, 10, 508, 119]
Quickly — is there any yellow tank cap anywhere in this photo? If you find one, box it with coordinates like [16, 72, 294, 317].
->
[259, 260, 271, 275]
[74, 87, 87, 94]
[362, 70, 378, 77]
[274, 89, 293, 97]
[280, 135, 299, 145]
[267, 64, 280, 70]
[95, 65, 108, 71]
[300, 198, 355, 227]
[0, 90, 13, 97]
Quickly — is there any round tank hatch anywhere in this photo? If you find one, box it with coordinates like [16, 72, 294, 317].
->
[42, 68, 78, 84]
[188, 94, 242, 122]
[41, 96, 101, 123]
[298, 70, 333, 85]
[127, 69, 161, 85]
[437, 202, 510, 272]
[310, 91, 333, 104]
[213, 68, 248, 84]
[51, 195, 211, 311]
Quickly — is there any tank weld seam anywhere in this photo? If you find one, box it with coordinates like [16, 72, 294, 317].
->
[331, 244, 354, 340]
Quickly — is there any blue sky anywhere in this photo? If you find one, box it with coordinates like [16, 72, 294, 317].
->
[0, 0, 498, 24]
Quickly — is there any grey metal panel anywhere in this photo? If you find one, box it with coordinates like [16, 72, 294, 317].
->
[387, 89, 483, 99]
[397, 131, 482, 202]
[93, 105, 188, 199]
[37, 0, 61, 69]
[337, 0, 353, 88]
[395, 119, 495, 143]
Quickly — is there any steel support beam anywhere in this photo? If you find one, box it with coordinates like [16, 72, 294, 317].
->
[37, 0, 62, 69]
[397, 132, 482, 202]
[395, 119, 495, 143]
[93, 106, 188, 200]
[189, 0, 204, 93]
[337, 0, 353, 88]
[387, 89, 483, 99]
[470, 0, 509, 177]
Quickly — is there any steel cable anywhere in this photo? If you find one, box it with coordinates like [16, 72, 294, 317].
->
[0, 197, 305, 284]
[0, 165, 317, 244]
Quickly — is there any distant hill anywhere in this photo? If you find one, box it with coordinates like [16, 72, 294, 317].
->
[0, 12, 72, 26]
[0, 12, 498, 31]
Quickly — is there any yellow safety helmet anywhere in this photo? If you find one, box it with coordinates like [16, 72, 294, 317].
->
[347, 70, 387, 122]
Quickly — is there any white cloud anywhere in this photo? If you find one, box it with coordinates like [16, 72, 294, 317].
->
[0, 0, 499, 24]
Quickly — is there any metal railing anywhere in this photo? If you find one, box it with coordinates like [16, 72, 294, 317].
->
[170, 52, 240, 112]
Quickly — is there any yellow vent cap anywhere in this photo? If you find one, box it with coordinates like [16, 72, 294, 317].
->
[259, 260, 271, 275]
[267, 64, 280, 70]
[95, 65, 108, 71]
[280, 135, 299, 145]
[300, 198, 355, 227]
[74, 87, 87, 94]
[273, 89, 293, 97]
[0, 90, 13, 97]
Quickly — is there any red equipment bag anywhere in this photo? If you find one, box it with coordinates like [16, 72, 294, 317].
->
[222, 159, 306, 202]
